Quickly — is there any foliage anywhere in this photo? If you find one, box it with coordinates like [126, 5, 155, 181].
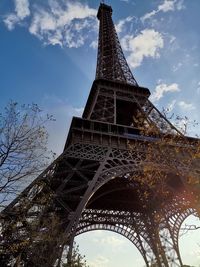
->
[0, 103, 199, 266]
[128, 112, 200, 215]
[0, 101, 54, 208]
[128, 111, 200, 265]
[63, 243, 89, 267]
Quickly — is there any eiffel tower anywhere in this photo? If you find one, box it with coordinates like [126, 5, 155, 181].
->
[1, 3, 199, 267]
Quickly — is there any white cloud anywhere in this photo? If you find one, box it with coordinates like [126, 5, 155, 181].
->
[197, 82, 200, 94]
[167, 99, 176, 112]
[4, 0, 97, 48]
[93, 235, 125, 248]
[178, 101, 195, 111]
[115, 16, 134, 34]
[141, 10, 157, 22]
[90, 40, 98, 49]
[4, 14, 19, 30]
[121, 29, 164, 68]
[172, 62, 183, 72]
[174, 117, 188, 133]
[15, 0, 30, 19]
[189, 249, 200, 258]
[158, 0, 176, 12]
[29, 1, 97, 48]
[4, 0, 30, 30]
[141, 0, 185, 22]
[89, 255, 110, 267]
[176, 0, 185, 10]
[151, 82, 180, 102]
[169, 35, 176, 44]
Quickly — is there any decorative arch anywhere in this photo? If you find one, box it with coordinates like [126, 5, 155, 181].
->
[76, 221, 154, 266]
[65, 146, 199, 267]
[170, 208, 198, 244]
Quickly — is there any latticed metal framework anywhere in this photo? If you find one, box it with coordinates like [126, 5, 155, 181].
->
[0, 3, 200, 267]
[96, 4, 138, 86]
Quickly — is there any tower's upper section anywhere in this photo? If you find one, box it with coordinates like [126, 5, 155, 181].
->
[96, 3, 138, 86]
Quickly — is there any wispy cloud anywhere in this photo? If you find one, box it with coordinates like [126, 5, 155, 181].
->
[166, 99, 176, 112]
[115, 16, 135, 34]
[178, 101, 195, 111]
[89, 255, 110, 267]
[90, 40, 98, 49]
[197, 81, 200, 94]
[4, 0, 30, 30]
[15, 0, 30, 19]
[141, 0, 185, 23]
[93, 235, 125, 249]
[172, 62, 183, 72]
[121, 29, 164, 68]
[29, 1, 97, 48]
[3, 0, 97, 48]
[150, 82, 180, 102]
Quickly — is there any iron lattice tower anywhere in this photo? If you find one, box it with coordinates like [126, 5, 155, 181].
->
[0, 3, 200, 267]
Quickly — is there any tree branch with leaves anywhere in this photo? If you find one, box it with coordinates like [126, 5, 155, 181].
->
[0, 102, 55, 208]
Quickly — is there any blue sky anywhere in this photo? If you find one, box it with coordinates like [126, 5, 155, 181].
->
[0, 0, 200, 266]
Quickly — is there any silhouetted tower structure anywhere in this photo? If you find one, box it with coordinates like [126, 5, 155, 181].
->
[0, 3, 199, 267]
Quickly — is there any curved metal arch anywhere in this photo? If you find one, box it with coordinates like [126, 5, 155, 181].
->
[82, 158, 199, 229]
[89, 161, 179, 216]
[170, 208, 198, 244]
[76, 161, 199, 265]
[156, 206, 199, 265]
[65, 149, 199, 267]
[94, 162, 144, 192]
[75, 223, 153, 265]
[76, 223, 139, 244]
[75, 162, 143, 220]
[94, 158, 188, 195]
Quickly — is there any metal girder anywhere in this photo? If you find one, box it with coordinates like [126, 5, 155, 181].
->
[84, 82, 183, 135]
[0, 134, 199, 266]
[96, 4, 138, 86]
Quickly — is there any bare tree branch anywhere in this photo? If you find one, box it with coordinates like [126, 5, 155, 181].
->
[0, 101, 55, 207]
